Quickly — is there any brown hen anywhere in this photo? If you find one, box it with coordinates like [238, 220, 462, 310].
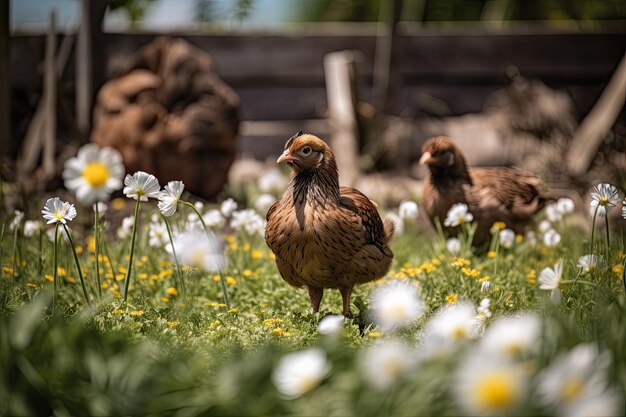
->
[420, 136, 547, 246]
[265, 132, 394, 316]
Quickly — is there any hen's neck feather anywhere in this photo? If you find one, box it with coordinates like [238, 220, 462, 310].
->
[289, 154, 340, 207]
[429, 152, 472, 187]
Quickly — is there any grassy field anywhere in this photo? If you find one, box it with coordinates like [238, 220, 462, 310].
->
[1, 175, 626, 416]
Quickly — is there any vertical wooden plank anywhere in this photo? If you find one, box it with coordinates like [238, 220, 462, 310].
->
[324, 51, 360, 186]
[43, 10, 57, 179]
[372, 0, 403, 114]
[0, 0, 9, 157]
[76, 0, 92, 136]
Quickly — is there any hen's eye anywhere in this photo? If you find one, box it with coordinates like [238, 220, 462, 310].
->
[301, 146, 312, 155]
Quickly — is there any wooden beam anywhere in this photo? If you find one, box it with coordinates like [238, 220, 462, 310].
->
[42, 10, 57, 179]
[76, 0, 92, 135]
[0, 0, 9, 158]
[566, 53, 626, 178]
[372, 0, 403, 114]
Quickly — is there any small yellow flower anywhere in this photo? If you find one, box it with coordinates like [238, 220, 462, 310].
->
[75, 245, 84, 255]
[613, 264, 624, 277]
[166, 287, 178, 296]
[243, 269, 253, 277]
[44, 274, 54, 282]
[151, 274, 159, 281]
[138, 272, 148, 280]
[226, 276, 237, 286]
[57, 267, 67, 277]
[272, 328, 284, 334]
[166, 321, 180, 328]
[260, 302, 268, 308]
[205, 301, 227, 308]
[115, 274, 125, 282]
[487, 251, 497, 258]
[515, 234, 524, 243]
[112, 309, 124, 315]
[212, 275, 220, 282]
[479, 276, 491, 282]
[209, 320, 221, 328]
[2, 266, 14, 274]
[263, 317, 283, 327]
[450, 257, 472, 267]
[446, 293, 459, 304]
[161, 297, 170, 303]
[491, 221, 507, 232]
[111, 198, 126, 210]
[243, 243, 251, 252]
[368, 331, 382, 338]
[159, 269, 173, 279]
[129, 310, 144, 316]
[67, 277, 76, 284]
[25, 283, 36, 288]
[526, 270, 536, 279]
[251, 250, 264, 259]
[461, 267, 481, 278]
[141, 256, 148, 263]
[228, 307, 238, 313]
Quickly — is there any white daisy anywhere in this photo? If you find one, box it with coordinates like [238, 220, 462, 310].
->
[220, 198, 238, 217]
[361, 339, 417, 390]
[419, 302, 480, 359]
[318, 314, 344, 336]
[23, 220, 42, 237]
[577, 254, 599, 273]
[444, 203, 474, 227]
[384, 212, 404, 235]
[538, 220, 552, 233]
[546, 204, 563, 223]
[9, 210, 24, 232]
[117, 216, 135, 239]
[589, 183, 620, 216]
[479, 313, 541, 359]
[203, 209, 225, 229]
[230, 209, 265, 236]
[480, 279, 492, 293]
[537, 343, 619, 417]
[41, 197, 77, 225]
[556, 198, 575, 215]
[525, 231, 537, 247]
[476, 298, 492, 319]
[170, 227, 227, 272]
[543, 229, 561, 247]
[122, 171, 160, 201]
[398, 200, 419, 220]
[255, 193, 277, 215]
[539, 261, 563, 304]
[62, 143, 125, 205]
[446, 238, 461, 255]
[455, 354, 528, 416]
[272, 348, 331, 399]
[370, 280, 424, 331]
[498, 229, 515, 248]
[258, 168, 287, 193]
[148, 220, 169, 247]
[157, 180, 185, 217]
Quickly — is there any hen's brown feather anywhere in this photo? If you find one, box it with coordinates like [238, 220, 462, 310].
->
[265, 133, 393, 315]
[421, 136, 547, 245]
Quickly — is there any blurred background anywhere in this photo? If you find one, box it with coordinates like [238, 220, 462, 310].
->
[2, 0, 626, 204]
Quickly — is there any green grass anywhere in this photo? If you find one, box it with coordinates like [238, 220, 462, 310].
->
[1, 196, 626, 416]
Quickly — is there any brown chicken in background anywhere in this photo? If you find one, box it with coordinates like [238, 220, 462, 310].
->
[265, 132, 394, 316]
[420, 136, 548, 245]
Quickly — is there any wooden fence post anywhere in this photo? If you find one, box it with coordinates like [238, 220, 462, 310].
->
[42, 10, 57, 180]
[0, 0, 9, 159]
[324, 50, 361, 187]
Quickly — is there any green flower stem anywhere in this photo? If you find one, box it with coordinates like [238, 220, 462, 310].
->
[11, 224, 18, 281]
[162, 215, 186, 300]
[52, 223, 59, 310]
[604, 213, 610, 251]
[182, 200, 230, 309]
[62, 223, 92, 308]
[0, 223, 5, 274]
[590, 205, 599, 256]
[94, 203, 102, 298]
[123, 199, 141, 303]
[99, 225, 116, 280]
[37, 226, 43, 278]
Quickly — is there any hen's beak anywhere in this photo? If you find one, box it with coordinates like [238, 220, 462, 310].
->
[277, 150, 298, 164]
[419, 151, 433, 165]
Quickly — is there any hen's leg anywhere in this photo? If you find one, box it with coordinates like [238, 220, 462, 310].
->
[307, 286, 324, 313]
[339, 286, 353, 317]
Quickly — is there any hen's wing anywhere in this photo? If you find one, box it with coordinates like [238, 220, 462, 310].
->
[339, 187, 394, 247]
[469, 168, 546, 214]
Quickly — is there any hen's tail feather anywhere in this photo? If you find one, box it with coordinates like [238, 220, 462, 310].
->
[383, 218, 395, 244]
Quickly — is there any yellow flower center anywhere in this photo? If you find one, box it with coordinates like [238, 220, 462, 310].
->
[383, 358, 403, 377]
[561, 377, 584, 401]
[451, 325, 467, 340]
[296, 376, 319, 395]
[386, 303, 408, 321]
[598, 197, 610, 206]
[474, 371, 518, 411]
[504, 343, 523, 357]
[82, 162, 109, 187]
[54, 212, 63, 219]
